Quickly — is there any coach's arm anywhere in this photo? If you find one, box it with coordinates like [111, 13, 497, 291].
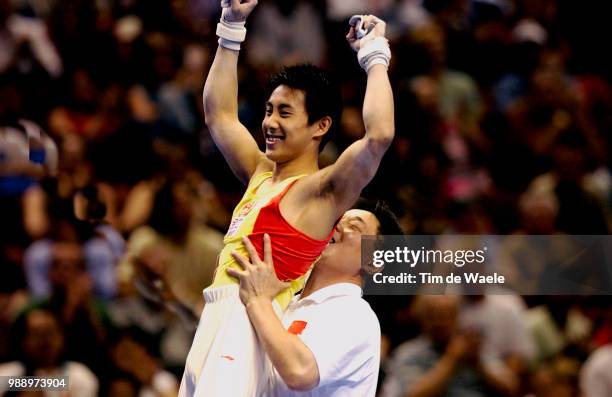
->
[203, 0, 269, 184]
[227, 235, 319, 391]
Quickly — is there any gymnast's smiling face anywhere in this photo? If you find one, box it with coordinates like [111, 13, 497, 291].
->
[262, 85, 330, 164]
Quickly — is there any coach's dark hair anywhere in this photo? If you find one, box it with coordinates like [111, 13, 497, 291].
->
[268, 64, 343, 152]
[354, 198, 403, 276]
[353, 198, 404, 236]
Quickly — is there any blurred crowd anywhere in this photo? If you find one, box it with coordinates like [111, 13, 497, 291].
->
[1, 0, 612, 396]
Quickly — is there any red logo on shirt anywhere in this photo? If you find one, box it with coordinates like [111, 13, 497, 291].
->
[288, 320, 308, 335]
[226, 201, 255, 238]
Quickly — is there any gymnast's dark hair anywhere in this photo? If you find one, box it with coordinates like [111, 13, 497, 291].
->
[268, 64, 343, 152]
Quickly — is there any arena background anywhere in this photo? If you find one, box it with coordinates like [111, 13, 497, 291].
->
[1, 0, 612, 396]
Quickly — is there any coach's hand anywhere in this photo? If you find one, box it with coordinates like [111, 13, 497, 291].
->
[346, 14, 387, 52]
[221, 0, 258, 23]
[229, 234, 290, 306]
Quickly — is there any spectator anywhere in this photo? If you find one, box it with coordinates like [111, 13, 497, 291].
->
[380, 295, 518, 397]
[0, 119, 57, 198]
[0, 0, 62, 77]
[528, 357, 580, 397]
[24, 210, 122, 301]
[527, 132, 609, 234]
[246, 0, 326, 67]
[460, 295, 535, 379]
[581, 344, 612, 397]
[25, 240, 113, 383]
[158, 44, 210, 134]
[108, 334, 179, 397]
[0, 308, 98, 397]
[0, 258, 29, 363]
[119, 178, 224, 314]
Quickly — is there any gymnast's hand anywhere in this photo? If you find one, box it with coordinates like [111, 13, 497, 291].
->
[221, 0, 258, 23]
[346, 14, 387, 52]
[228, 234, 290, 306]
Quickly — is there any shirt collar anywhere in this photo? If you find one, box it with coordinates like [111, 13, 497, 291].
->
[296, 283, 363, 305]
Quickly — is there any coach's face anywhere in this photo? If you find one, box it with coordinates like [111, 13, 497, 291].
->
[262, 85, 326, 162]
[319, 209, 380, 276]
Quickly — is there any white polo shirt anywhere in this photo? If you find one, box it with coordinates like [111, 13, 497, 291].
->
[267, 283, 381, 397]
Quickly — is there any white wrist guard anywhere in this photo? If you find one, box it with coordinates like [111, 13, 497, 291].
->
[216, 8, 246, 51]
[358, 37, 391, 72]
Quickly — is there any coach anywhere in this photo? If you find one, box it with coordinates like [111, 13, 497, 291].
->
[228, 200, 402, 396]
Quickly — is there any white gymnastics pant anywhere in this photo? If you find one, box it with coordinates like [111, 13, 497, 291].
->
[179, 285, 278, 397]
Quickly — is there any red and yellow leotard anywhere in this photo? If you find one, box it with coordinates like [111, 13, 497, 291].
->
[211, 171, 333, 308]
